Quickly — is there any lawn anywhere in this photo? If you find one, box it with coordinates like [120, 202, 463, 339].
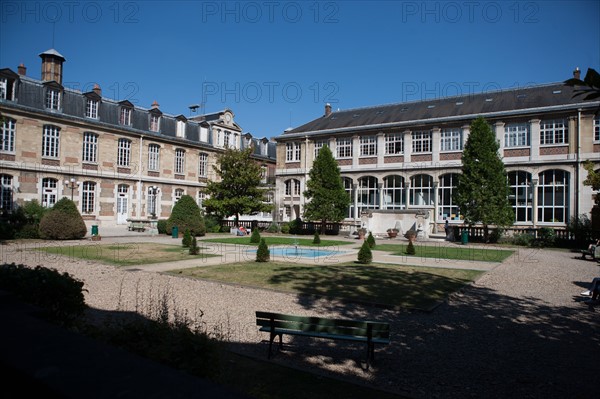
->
[375, 243, 514, 262]
[169, 261, 484, 310]
[34, 243, 219, 266]
[202, 236, 356, 247]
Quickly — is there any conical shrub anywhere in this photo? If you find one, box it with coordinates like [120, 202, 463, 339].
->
[357, 240, 373, 264]
[367, 232, 376, 248]
[256, 238, 270, 262]
[406, 241, 416, 255]
[250, 228, 261, 243]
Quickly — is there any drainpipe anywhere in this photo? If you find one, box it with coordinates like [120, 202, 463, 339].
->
[576, 109, 581, 220]
[138, 136, 143, 218]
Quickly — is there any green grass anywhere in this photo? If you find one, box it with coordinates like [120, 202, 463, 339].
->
[202, 236, 355, 247]
[34, 243, 219, 266]
[169, 261, 483, 310]
[375, 243, 514, 262]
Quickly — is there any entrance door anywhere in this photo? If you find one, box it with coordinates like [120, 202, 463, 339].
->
[117, 185, 129, 224]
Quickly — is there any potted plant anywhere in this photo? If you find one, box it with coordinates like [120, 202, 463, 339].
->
[387, 228, 399, 238]
[404, 229, 417, 243]
[357, 228, 367, 240]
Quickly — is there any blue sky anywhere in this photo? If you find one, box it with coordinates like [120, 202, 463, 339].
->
[1, 1, 599, 138]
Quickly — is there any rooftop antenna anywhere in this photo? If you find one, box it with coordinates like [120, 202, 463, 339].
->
[188, 104, 200, 116]
[52, 21, 56, 48]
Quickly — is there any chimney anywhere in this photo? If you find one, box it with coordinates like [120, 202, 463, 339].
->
[92, 83, 102, 96]
[573, 67, 581, 80]
[324, 103, 332, 117]
[151, 100, 160, 109]
[18, 63, 26, 76]
[39, 49, 66, 84]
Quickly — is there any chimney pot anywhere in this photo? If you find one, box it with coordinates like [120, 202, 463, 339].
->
[151, 100, 160, 109]
[573, 67, 581, 80]
[324, 103, 332, 117]
[92, 83, 102, 96]
[18, 63, 26, 76]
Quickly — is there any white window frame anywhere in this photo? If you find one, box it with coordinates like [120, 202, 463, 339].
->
[150, 114, 160, 132]
[336, 138, 353, 158]
[285, 179, 301, 196]
[45, 88, 61, 110]
[174, 188, 184, 203]
[82, 132, 98, 163]
[540, 119, 568, 145]
[175, 149, 185, 174]
[148, 144, 160, 171]
[504, 123, 529, 147]
[198, 153, 208, 177]
[120, 107, 132, 126]
[537, 169, 568, 223]
[383, 175, 405, 209]
[438, 173, 460, 220]
[41, 177, 58, 208]
[508, 171, 532, 223]
[286, 142, 301, 162]
[224, 131, 231, 147]
[85, 98, 98, 119]
[440, 129, 462, 152]
[176, 120, 186, 138]
[385, 133, 403, 155]
[313, 140, 326, 158]
[0, 174, 13, 211]
[594, 116, 599, 142]
[357, 176, 379, 214]
[360, 136, 377, 156]
[117, 138, 131, 167]
[1, 118, 16, 153]
[42, 125, 60, 158]
[412, 131, 432, 153]
[81, 181, 96, 214]
[0, 78, 7, 100]
[409, 174, 434, 206]
[197, 191, 207, 209]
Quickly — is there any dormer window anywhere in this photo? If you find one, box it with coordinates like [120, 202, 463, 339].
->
[0, 78, 8, 100]
[150, 114, 160, 132]
[86, 98, 98, 119]
[176, 120, 186, 138]
[120, 107, 132, 126]
[45, 87, 61, 110]
[0, 69, 19, 101]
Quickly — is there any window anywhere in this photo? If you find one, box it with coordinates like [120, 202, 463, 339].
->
[148, 144, 160, 171]
[82, 132, 98, 163]
[383, 175, 405, 209]
[81, 181, 96, 213]
[508, 171, 532, 223]
[147, 186, 160, 216]
[175, 149, 185, 174]
[540, 119, 568, 145]
[440, 129, 462, 151]
[174, 188, 184, 203]
[0, 174, 12, 211]
[285, 179, 301, 196]
[86, 98, 98, 119]
[314, 140, 327, 158]
[45, 88, 61, 110]
[224, 131, 231, 147]
[42, 125, 60, 158]
[198, 153, 208, 177]
[594, 116, 599, 142]
[117, 138, 131, 167]
[197, 191, 207, 208]
[504, 123, 529, 147]
[176, 120, 186, 138]
[439, 174, 460, 220]
[120, 107, 132, 126]
[357, 176, 379, 214]
[410, 174, 434, 206]
[150, 114, 160, 132]
[0, 78, 7, 100]
[385, 133, 403, 155]
[286, 142, 301, 162]
[336, 138, 353, 158]
[342, 177, 354, 218]
[360, 136, 377, 156]
[260, 140, 269, 156]
[41, 178, 58, 208]
[538, 170, 569, 223]
[1, 118, 16, 152]
[412, 131, 432, 153]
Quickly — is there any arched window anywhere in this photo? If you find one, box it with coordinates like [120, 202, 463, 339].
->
[410, 174, 433, 206]
[285, 179, 301, 196]
[42, 178, 58, 208]
[508, 171, 532, 223]
[357, 176, 379, 214]
[538, 170, 569, 223]
[439, 173, 459, 219]
[383, 175, 405, 209]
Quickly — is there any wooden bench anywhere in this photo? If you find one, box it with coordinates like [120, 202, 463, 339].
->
[256, 311, 390, 368]
[128, 222, 146, 232]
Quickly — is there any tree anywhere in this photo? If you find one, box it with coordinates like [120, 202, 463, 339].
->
[583, 161, 600, 205]
[256, 238, 270, 262]
[366, 231, 376, 249]
[166, 195, 205, 236]
[303, 145, 351, 234]
[204, 148, 272, 224]
[250, 228, 261, 244]
[357, 240, 372, 264]
[406, 240, 416, 255]
[564, 68, 600, 101]
[455, 117, 514, 241]
[39, 198, 87, 240]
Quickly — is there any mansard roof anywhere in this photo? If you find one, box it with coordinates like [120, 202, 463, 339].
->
[280, 82, 600, 139]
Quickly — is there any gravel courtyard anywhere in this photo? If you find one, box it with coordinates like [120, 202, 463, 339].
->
[2, 236, 599, 399]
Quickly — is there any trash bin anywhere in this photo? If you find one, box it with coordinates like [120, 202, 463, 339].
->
[461, 230, 468, 245]
[172, 226, 179, 238]
[91, 225, 98, 236]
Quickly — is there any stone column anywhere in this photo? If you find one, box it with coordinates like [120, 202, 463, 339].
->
[353, 183, 359, 220]
[433, 181, 439, 233]
[431, 127, 441, 164]
[377, 132, 385, 166]
[378, 182, 384, 210]
[494, 122, 505, 154]
[404, 130, 412, 163]
[531, 178, 539, 227]
[405, 181, 411, 209]
[529, 119, 541, 161]
[352, 135, 359, 167]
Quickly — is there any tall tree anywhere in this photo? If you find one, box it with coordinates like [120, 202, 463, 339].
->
[204, 147, 272, 224]
[583, 160, 600, 205]
[303, 145, 350, 233]
[455, 117, 514, 241]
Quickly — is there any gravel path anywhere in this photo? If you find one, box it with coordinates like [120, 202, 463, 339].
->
[2, 238, 599, 399]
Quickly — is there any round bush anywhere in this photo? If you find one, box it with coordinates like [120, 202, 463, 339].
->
[39, 198, 87, 240]
[166, 195, 206, 236]
[313, 231, 321, 244]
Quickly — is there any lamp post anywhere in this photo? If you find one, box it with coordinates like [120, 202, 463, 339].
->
[64, 178, 79, 201]
[149, 185, 160, 219]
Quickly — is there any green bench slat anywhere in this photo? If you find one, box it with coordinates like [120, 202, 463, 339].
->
[258, 326, 390, 343]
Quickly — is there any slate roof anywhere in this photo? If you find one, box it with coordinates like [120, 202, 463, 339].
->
[280, 82, 600, 138]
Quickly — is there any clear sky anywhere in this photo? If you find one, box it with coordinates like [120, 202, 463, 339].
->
[1, 1, 599, 138]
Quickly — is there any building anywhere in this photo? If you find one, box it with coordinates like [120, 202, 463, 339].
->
[0, 49, 276, 230]
[274, 69, 600, 234]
